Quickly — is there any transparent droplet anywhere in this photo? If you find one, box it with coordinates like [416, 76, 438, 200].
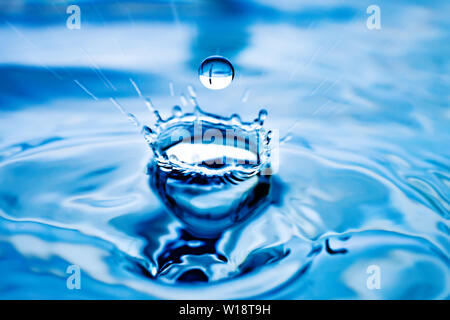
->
[142, 125, 155, 144]
[198, 56, 235, 90]
[230, 113, 241, 124]
[194, 106, 202, 117]
[187, 85, 197, 98]
[266, 130, 273, 143]
[172, 105, 182, 117]
[258, 109, 268, 121]
[169, 81, 175, 97]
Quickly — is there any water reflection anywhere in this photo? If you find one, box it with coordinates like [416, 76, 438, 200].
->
[0, 0, 448, 299]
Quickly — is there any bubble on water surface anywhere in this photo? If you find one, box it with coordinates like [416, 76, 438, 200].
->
[198, 56, 235, 90]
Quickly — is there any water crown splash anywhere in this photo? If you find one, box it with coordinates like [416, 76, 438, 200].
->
[119, 61, 274, 238]
[198, 55, 235, 90]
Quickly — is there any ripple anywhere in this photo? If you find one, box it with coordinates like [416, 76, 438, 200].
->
[0, 0, 449, 299]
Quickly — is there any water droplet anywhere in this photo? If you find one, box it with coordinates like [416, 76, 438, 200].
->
[194, 106, 202, 117]
[258, 109, 268, 121]
[254, 109, 268, 125]
[172, 105, 182, 117]
[241, 89, 250, 103]
[169, 81, 175, 96]
[198, 56, 235, 90]
[230, 113, 241, 124]
[110, 97, 140, 127]
[143, 98, 162, 121]
[266, 130, 273, 143]
[187, 86, 199, 106]
[180, 94, 188, 107]
[187, 85, 197, 98]
[280, 133, 292, 144]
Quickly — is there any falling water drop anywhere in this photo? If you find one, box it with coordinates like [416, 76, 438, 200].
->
[198, 56, 235, 90]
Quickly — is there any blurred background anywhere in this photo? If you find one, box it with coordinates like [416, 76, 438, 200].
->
[0, 0, 448, 299]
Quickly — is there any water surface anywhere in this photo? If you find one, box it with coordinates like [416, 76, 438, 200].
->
[0, 0, 449, 299]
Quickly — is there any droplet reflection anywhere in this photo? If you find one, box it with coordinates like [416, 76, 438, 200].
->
[198, 56, 235, 90]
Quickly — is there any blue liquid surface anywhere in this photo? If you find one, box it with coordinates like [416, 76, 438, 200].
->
[0, 0, 449, 299]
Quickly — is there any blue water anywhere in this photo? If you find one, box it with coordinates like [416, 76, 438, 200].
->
[0, 0, 449, 299]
